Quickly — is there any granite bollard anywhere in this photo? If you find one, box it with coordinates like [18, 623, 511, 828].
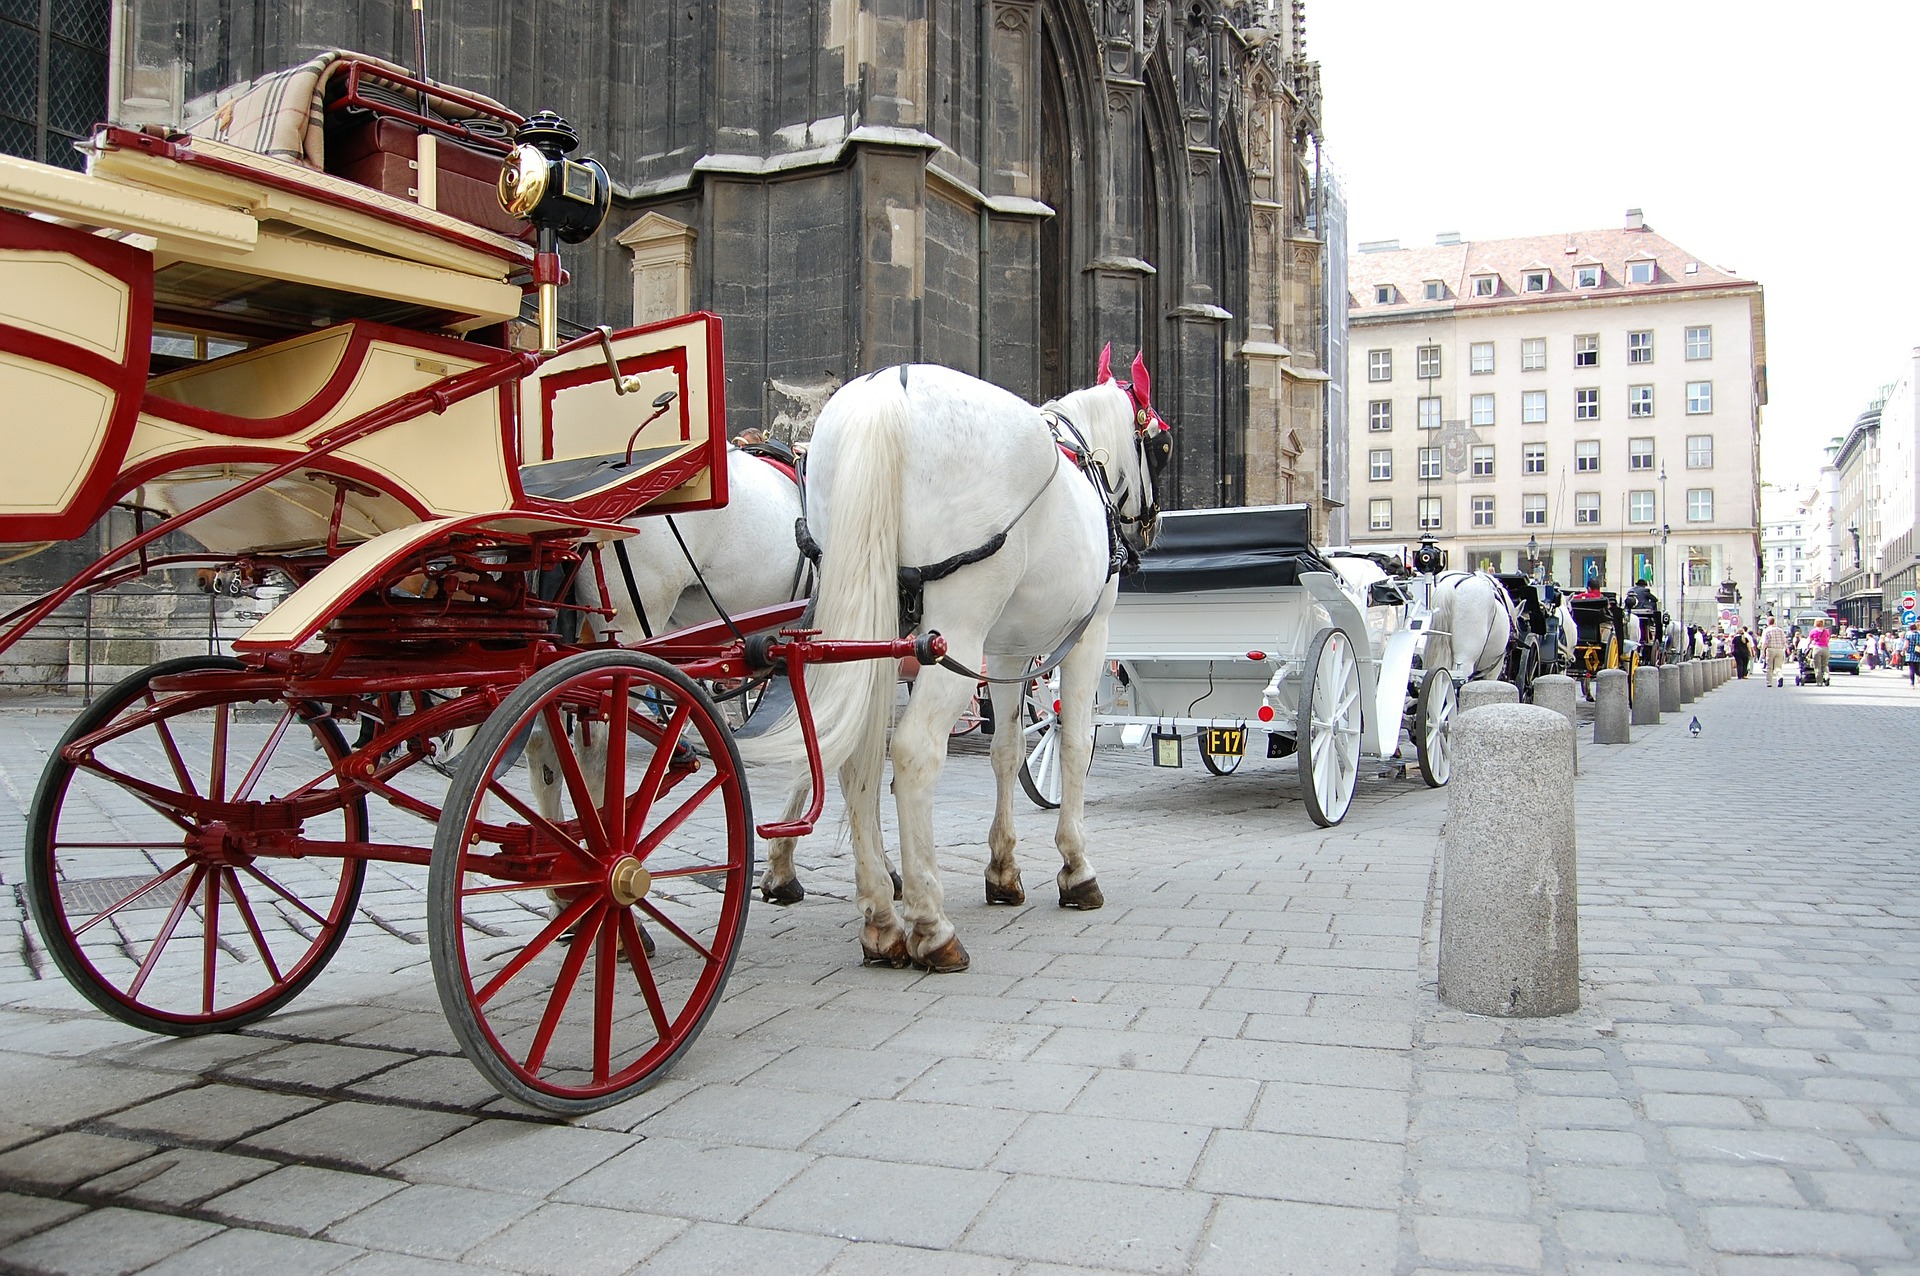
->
[1457, 679, 1518, 714]
[1530, 672, 1578, 773]
[1594, 667, 1630, 744]
[1631, 666, 1662, 725]
[1679, 660, 1698, 704]
[1659, 663, 1682, 713]
[1438, 703, 1580, 1016]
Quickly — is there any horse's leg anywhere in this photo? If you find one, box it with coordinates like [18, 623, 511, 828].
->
[982, 655, 1028, 905]
[1051, 619, 1107, 910]
[842, 701, 910, 967]
[759, 777, 809, 904]
[891, 659, 979, 972]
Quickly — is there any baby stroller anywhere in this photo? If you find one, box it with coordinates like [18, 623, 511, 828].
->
[1796, 646, 1825, 687]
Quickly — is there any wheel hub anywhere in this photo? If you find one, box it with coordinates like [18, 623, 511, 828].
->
[608, 857, 651, 907]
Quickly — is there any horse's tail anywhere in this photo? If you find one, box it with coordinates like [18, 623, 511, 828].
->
[736, 374, 909, 774]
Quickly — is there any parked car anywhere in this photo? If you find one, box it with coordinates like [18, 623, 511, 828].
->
[1827, 637, 1862, 675]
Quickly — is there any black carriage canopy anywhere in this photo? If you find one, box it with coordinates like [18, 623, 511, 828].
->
[1120, 504, 1337, 593]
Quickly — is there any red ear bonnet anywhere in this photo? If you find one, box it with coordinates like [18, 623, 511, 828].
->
[1097, 342, 1114, 385]
[1129, 351, 1154, 416]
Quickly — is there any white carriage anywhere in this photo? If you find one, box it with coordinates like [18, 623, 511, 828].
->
[1020, 505, 1456, 826]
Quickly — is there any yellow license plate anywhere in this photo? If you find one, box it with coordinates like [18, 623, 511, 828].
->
[1203, 726, 1247, 757]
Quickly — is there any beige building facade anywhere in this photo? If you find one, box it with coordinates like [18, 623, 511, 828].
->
[1345, 213, 1765, 628]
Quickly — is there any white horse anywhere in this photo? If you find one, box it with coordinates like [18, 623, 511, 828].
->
[1425, 571, 1516, 683]
[741, 353, 1169, 973]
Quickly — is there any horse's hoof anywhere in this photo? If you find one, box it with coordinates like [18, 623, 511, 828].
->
[860, 923, 912, 968]
[985, 879, 1026, 906]
[911, 934, 971, 974]
[1058, 878, 1105, 910]
[890, 870, 903, 902]
[760, 877, 805, 906]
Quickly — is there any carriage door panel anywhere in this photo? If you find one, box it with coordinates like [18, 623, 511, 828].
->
[0, 209, 151, 541]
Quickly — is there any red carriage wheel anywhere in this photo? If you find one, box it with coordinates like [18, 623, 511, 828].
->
[427, 650, 752, 1114]
[25, 656, 367, 1035]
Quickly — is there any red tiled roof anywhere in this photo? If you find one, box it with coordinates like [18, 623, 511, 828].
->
[1348, 224, 1755, 314]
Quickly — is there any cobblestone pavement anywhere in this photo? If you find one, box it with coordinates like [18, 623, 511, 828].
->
[0, 664, 1915, 1273]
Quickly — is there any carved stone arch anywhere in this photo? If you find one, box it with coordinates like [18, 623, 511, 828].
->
[1038, 0, 1107, 397]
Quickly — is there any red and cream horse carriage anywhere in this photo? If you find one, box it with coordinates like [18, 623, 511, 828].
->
[0, 57, 935, 1113]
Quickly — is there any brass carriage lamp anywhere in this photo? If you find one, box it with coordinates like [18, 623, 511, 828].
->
[498, 112, 612, 354]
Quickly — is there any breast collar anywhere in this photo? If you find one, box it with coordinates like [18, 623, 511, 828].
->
[1042, 405, 1139, 579]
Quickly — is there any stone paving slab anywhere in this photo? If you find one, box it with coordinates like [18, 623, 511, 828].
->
[0, 669, 1915, 1271]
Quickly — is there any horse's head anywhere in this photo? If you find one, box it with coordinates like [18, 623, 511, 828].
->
[1096, 343, 1172, 550]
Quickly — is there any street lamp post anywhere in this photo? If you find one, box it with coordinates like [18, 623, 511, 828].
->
[1527, 533, 1540, 583]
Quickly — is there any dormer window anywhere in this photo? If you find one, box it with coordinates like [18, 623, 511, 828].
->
[1424, 280, 1446, 301]
[1627, 259, 1656, 284]
[1375, 284, 1397, 305]
[1471, 274, 1497, 297]
[1574, 264, 1602, 288]
[1523, 270, 1549, 293]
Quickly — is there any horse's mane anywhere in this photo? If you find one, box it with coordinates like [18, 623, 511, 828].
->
[1047, 381, 1146, 509]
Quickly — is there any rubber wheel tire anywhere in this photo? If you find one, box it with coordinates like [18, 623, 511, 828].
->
[428, 649, 751, 1115]
[1297, 627, 1362, 828]
[1413, 667, 1455, 789]
[1018, 679, 1085, 809]
[25, 655, 366, 1036]
[1199, 744, 1243, 776]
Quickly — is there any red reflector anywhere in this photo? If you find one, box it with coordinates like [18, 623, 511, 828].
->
[1053, 700, 1062, 713]
[1257, 705, 1274, 722]
[1247, 650, 1266, 661]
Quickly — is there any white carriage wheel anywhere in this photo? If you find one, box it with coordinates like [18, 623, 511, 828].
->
[1414, 666, 1455, 789]
[1297, 627, 1362, 827]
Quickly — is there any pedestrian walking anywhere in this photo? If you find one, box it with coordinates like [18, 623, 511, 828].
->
[1906, 623, 1920, 687]
[1807, 618, 1832, 686]
[1761, 616, 1788, 687]
[1731, 626, 1752, 679]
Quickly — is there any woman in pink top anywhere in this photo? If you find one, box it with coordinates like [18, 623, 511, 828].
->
[1807, 620, 1831, 686]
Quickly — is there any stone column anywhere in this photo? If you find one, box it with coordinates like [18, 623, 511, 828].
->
[1594, 668, 1630, 745]
[1631, 667, 1662, 725]
[1659, 664, 1683, 713]
[1530, 672, 1579, 774]
[1458, 679, 1518, 714]
[1438, 704, 1579, 1017]
[1679, 661, 1698, 704]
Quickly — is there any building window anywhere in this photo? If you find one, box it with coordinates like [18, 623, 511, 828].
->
[1628, 330, 1653, 363]
[1629, 490, 1656, 523]
[1629, 437, 1655, 471]
[1472, 495, 1495, 528]
[1472, 274, 1497, 297]
[1470, 342, 1495, 374]
[1424, 280, 1445, 301]
[1687, 546, 1713, 586]
[1687, 381, 1713, 414]
[1687, 488, 1714, 522]
[1471, 444, 1495, 477]
[1470, 393, 1495, 427]
[1575, 439, 1600, 473]
[1523, 494, 1548, 526]
[1369, 498, 1392, 531]
[1368, 399, 1393, 432]
[1573, 333, 1599, 367]
[1574, 265, 1601, 288]
[1522, 390, 1547, 424]
[1418, 397, 1442, 430]
[1416, 345, 1442, 378]
[1368, 349, 1393, 381]
[1575, 388, 1599, 421]
[1575, 492, 1601, 525]
[1523, 270, 1549, 293]
[1687, 434, 1713, 468]
[1521, 338, 1546, 371]
[1627, 259, 1656, 284]
[1418, 497, 1443, 530]
[1629, 384, 1654, 418]
[1523, 443, 1547, 475]
[1369, 448, 1393, 481]
[1418, 447, 1442, 480]
[1685, 325, 1713, 360]
[1375, 284, 1396, 305]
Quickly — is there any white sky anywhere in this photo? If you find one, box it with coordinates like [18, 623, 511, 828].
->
[1309, 0, 1920, 488]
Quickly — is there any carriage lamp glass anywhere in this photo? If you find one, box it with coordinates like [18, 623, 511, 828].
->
[1151, 728, 1183, 768]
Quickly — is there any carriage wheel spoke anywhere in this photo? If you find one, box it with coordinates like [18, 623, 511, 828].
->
[633, 774, 727, 865]
[601, 675, 631, 855]
[473, 890, 598, 1008]
[68, 761, 199, 834]
[481, 777, 589, 862]
[523, 903, 601, 1075]
[592, 909, 618, 1084]
[239, 863, 334, 927]
[620, 695, 691, 859]
[221, 868, 285, 983]
[619, 909, 673, 1038]
[633, 896, 715, 963]
[148, 697, 197, 798]
[232, 707, 296, 802]
[127, 863, 206, 1000]
[208, 703, 230, 803]
[69, 857, 194, 938]
[543, 705, 609, 857]
[201, 869, 221, 1014]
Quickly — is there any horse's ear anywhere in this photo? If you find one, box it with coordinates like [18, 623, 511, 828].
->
[1129, 351, 1153, 412]
[1097, 342, 1114, 384]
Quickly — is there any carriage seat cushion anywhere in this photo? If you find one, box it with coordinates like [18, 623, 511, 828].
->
[1121, 503, 1333, 594]
[518, 444, 687, 503]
